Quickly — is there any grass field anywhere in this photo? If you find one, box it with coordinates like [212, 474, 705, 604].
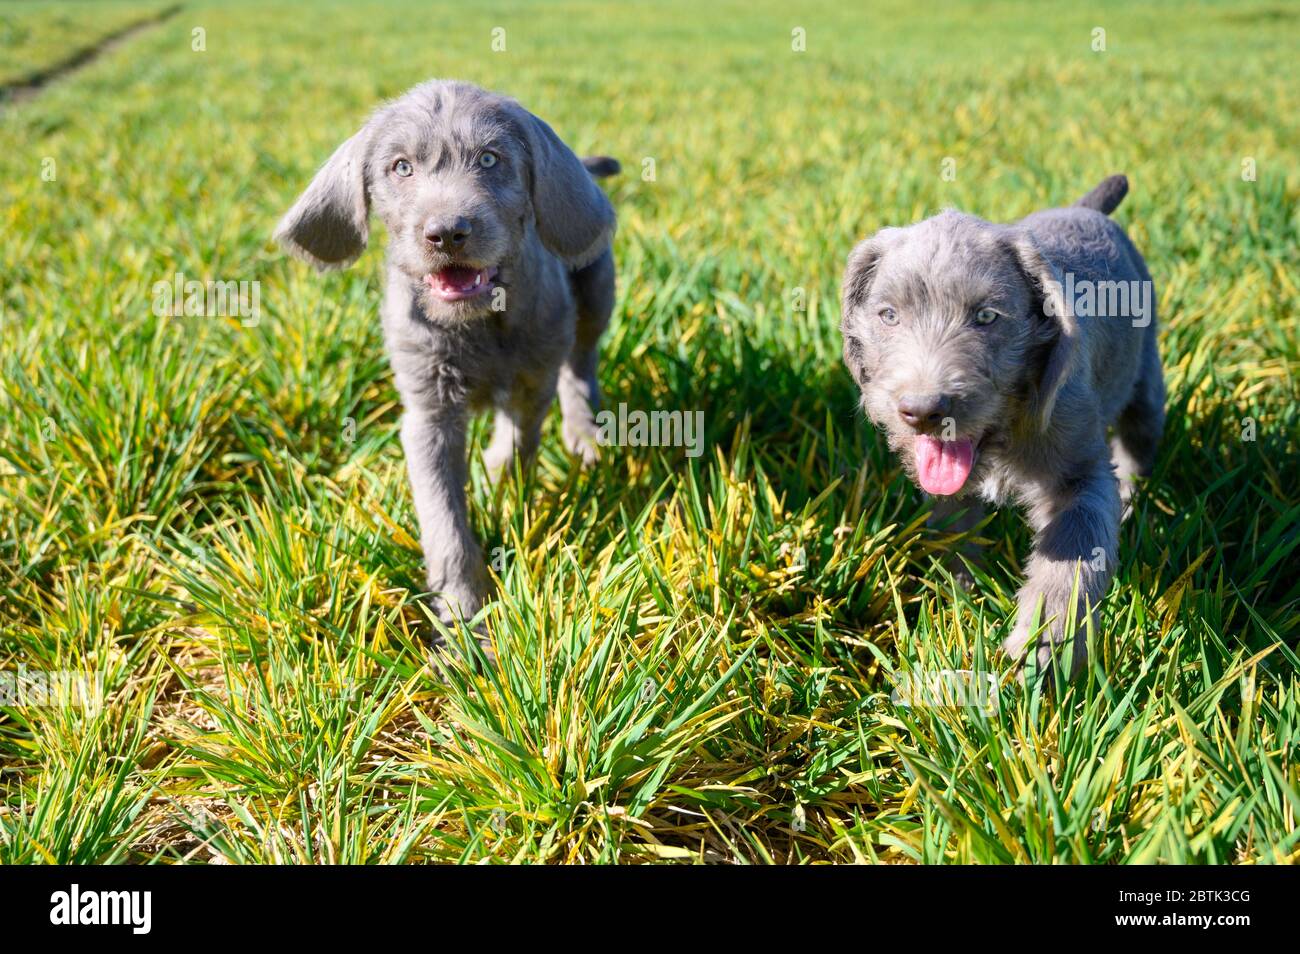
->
[0, 1, 167, 86]
[1, 0, 1298, 864]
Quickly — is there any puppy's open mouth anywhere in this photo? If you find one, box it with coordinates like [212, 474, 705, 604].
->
[423, 265, 499, 302]
[913, 435, 980, 496]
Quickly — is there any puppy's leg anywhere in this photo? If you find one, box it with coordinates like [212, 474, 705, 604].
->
[483, 372, 559, 479]
[1110, 331, 1165, 516]
[1005, 455, 1121, 681]
[400, 407, 487, 626]
[928, 495, 986, 589]
[558, 249, 614, 466]
[482, 408, 516, 477]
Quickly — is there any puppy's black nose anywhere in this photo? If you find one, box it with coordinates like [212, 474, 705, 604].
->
[424, 217, 472, 249]
[897, 393, 952, 430]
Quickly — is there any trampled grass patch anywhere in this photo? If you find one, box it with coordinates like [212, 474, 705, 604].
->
[1, 0, 1297, 863]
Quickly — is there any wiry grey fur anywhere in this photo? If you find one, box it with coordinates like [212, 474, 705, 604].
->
[275, 80, 618, 627]
[840, 176, 1164, 680]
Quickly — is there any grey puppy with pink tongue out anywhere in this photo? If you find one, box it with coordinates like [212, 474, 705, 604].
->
[275, 80, 619, 632]
[840, 176, 1165, 679]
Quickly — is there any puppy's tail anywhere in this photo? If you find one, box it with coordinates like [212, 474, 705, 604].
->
[1074, 174, 1128, 215]
[582, 155, 621, 179]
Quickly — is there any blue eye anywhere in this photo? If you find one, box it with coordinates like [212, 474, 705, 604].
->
[878, 307, 899, 326]
[392, 158, 413, 178]
[479, 151, 498, 169]
[975, 306, 1000, 325]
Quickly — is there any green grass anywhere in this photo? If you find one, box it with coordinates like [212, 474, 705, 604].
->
[1, 0, 1297, 863]
[0, 1, 167, 87]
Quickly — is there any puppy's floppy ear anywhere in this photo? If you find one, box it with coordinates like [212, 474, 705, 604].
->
[839, 230, 896, 386]
[514, 108, 616, 266]
[841, 232, 892, 316]
[274, 127, 372, 270]
[1007, 232, 1078, 431]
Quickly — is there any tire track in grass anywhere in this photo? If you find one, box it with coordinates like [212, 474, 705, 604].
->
[0, 4, 182, 107]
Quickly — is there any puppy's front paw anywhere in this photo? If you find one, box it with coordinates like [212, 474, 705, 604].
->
[1004, 580, 1091, 682]
[426, 583, 497, 668]
[562, 419, 600, 467]
[428, 625, 496, 672]
[427, 578, 486, 629]
[940, 552, 979, 591]
[481, 445, 515, 482]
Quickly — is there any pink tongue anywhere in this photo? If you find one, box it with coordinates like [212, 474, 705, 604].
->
[914, 436, 974, 496]
[438, 266, 480, 289]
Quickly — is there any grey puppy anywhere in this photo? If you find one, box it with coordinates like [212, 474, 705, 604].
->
[839, 176, 1164, 678]
[275, 80, 618, 627]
